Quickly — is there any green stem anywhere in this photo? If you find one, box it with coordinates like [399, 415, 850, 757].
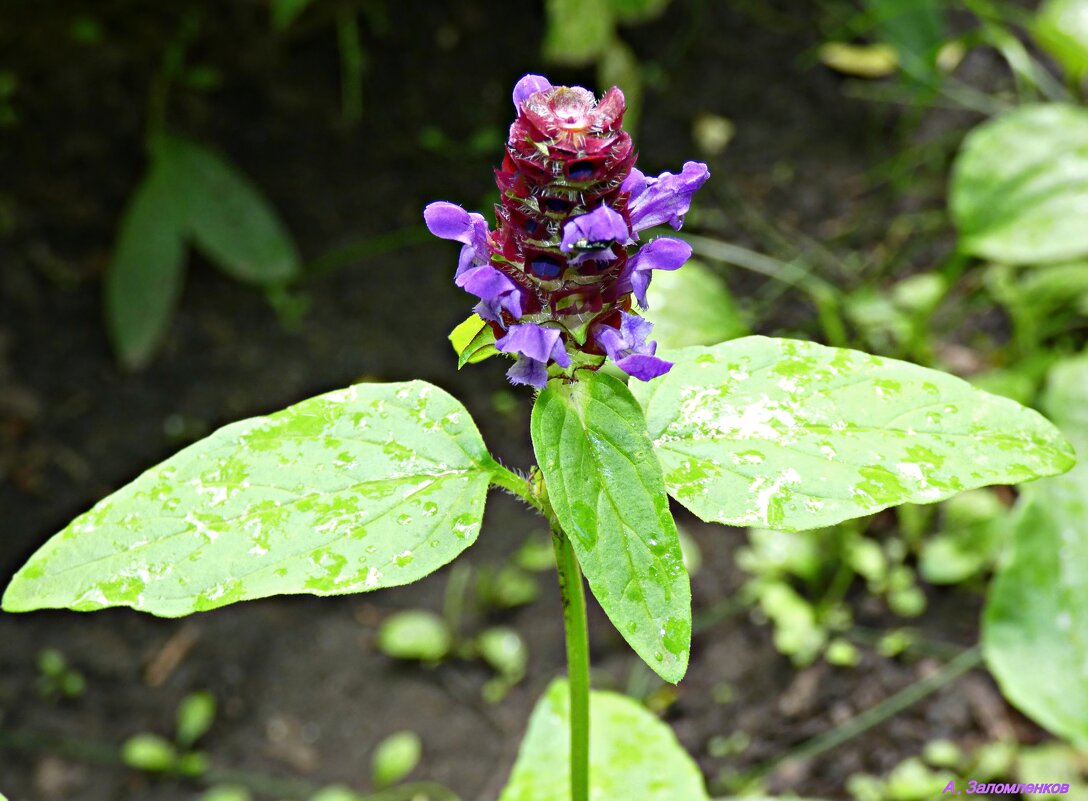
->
[552, 526, 591, 801]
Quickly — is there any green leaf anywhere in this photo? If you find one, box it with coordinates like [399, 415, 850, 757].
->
[3, 381, 496, 617]
[449, 314, 498, 368]
[200, 787, 252, 801]
[607, 0, 670, 23]
[1035, 0, 1088, 80]
[542, 0, 614, 65]
[629, 337, 1074, 532]
[377, 610, 452, 662]
[270, 0, 316, 30]
[863, 0, 945, 81]
[918, 490, 1010, 584]
[950, 104, 1088, 265]
[176, 690, 216, 748]
[477, 626, 529, 680]
[156, 135, 300, 285]
[105, 166, 187, 369]
[122, 733, 177, 772]
[643, 260, 748, 349]
[983, 354, 1088, 748]
[597, 39, 642, 132]
[531, 372, 691, 683]
[498, 679, 709, 801]
[371, 730, 422, 790]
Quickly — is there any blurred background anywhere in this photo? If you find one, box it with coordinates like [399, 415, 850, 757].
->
[2, 1, 1088, 799]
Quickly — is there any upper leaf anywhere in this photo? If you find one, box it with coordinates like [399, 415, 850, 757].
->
[156, 135, 301, 285]
[498, 679, 710, 801]
[983, 354, 1088, 748]
[531, 372, 691, 683]
[3, 382, 496, 617]
[950, 104, 1088, 265]
[105, 165, 188, 369]
[629, 337, 1074, 532]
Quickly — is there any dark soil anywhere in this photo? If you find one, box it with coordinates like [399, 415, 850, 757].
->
[0, 1, 1041, 799]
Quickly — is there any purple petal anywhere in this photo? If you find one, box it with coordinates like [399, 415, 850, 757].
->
[630, 237, 692, 273]
[619, 312, 655, 346]
[594, 312, 670, 380]
[629, 269, 652, 308]
[621, 167, 646, 198]
[425, 201, 491, 278]
[507, 356, 549, 388]
[560, 205, 631, 253]
[615, 353, 673, 381]
[513, 74, 553, 110]
[627, 162, 710, 232]
[456, 266, 523, 320]
[627, 237, 693, 307]
[424, 202, 484, 244]
[495, 323, 571, 367]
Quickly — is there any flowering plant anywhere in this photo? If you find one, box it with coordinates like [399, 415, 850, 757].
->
[2, 75, 1075, 800]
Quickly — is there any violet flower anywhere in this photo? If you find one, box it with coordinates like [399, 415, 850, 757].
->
[496, 323, 572, 388]
[594, 313, 673, 381]
[624, 162, 711, 233]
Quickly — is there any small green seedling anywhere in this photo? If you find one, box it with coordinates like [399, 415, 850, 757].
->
[35, 648, 86, 701]
[121, 690, 216, 777]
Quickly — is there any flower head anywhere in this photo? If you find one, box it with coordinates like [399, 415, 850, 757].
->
[424, 74, 710, 389]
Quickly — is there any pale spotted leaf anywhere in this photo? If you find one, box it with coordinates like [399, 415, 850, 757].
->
[3, 382, 496, 617]
[630, 337, 1074, 532]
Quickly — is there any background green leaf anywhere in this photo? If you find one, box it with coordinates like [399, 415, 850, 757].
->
[1035, 0, 1088, 80]
[607, 0, 670, 23]
[3, 381, 495, 617]
[630, 337, 1073, 531]
[643, 260, 748, 349]
[531, 372, 690, 683]
[157, 135, 300, 285]
[498, 679, 709, 801]
[270, 0, 316, 30]
[950, 104, 1088, 265]
[104, 166, 187, 369]
[983, 354, 1088, 748]
[542, 0, 614, 65]
[863, 0, 945, 82]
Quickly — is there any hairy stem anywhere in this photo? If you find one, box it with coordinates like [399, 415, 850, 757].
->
[553, 525, 591, 801]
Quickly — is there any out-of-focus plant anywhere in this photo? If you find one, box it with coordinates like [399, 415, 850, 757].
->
[2, 74, 1075, 801]
[120, 690, 216, 777]
[107, 12, 300, 368]
[34, 648, 86, 701]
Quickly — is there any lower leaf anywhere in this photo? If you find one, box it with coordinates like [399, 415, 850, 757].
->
[498, 679, 709, 801]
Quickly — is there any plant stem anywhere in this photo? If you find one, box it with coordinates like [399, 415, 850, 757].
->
[552, 526, 591, 801]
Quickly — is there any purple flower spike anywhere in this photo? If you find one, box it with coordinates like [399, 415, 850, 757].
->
[513, 74, 553, 110]
[560, 205, 631, 257]
[626, 161, 711, 233]
[495, 323, 571, 367]
[424, 201, 490, 277]
[455, 266, 523, 323]
[595, 313, 672, 381]
[625, 237, 693, 308]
